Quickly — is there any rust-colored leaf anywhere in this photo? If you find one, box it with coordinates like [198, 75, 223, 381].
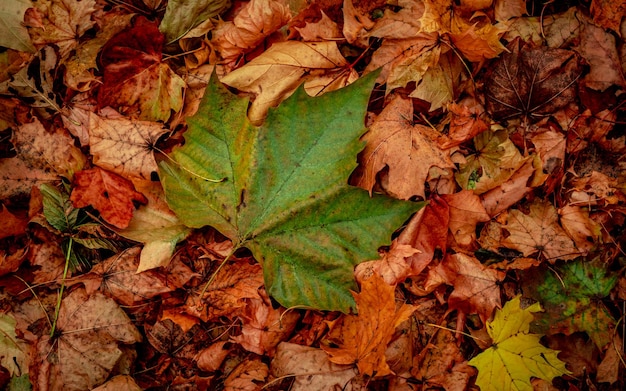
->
[69, 167, 148, 229]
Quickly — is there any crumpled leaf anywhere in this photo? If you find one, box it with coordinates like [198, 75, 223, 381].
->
[484, 42, 583, 120]
[321, 273, 416, 377]
[210, 0, 291, 68]
[88, 112, 168, 180]
[0, 0, 36, 52]
[159, 0, 231, 43]
[468, 295, 571, 391]
[355, 93, 454, 199]
[70, 167, 148, 229]
[34, 288, 142, 391]
[220, 40, 356, 125]
[449, 13, 507, 62]
[160, 72, 422, 312]
[26, 0, 96, 58]
[98, 16, 185, 122]
[501, 199, 580, 261]
[523, 258, 618, 349]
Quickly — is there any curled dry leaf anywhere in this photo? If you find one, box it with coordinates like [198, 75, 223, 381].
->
[484, 42, 583, 121]
[223, 358, 269, 391]
[69, 167, 148, 229]
[210, 0, 291, 68]
[220, 40, 355, 125]
[355, 94, 454, 199]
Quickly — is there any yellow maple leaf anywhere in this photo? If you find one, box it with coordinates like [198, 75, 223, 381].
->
[469, 296, 571, 391]
[321, 273, 416, 377]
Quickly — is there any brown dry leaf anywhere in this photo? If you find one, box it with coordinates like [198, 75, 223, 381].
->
[569, 171, 622, 206]
[220, 40, 355, 124]
[415, 329, 475, 391]
[29, 240, 66, 285]
[367, 0, 425, 39]
[449, 14, 507, 62]
[501, 199, 580, 261]
[494, 0, 527, 22]
[79, 247, 174, 306]
[26, 0, 97, 59]
[559, 204, 601, 254]
[0, 205, 28, 239]
[355, 94, 454, 199]
[431, 253, 505, 322]
[484, 42, 583, 121]
[195, 341, 230, 372]
[232, 291, 300, 356]
[354, 241, 420, 285]
[441, 101, 489, 148]
[409, 51, 463, 111]
[98, 16, 185, 122]
[397, 195, 450, 275]
[321, 273, 416, 377]
[211, 0, 291, 68]
[184, 259, 264, 323]
[91, 375, 143, 391]
[480, 157, 534, 216]
[34, 287, 142, 391]
[530, 129, 565, 174]
[342, 0, 374, 44]
[88, 112, 168, 180]
[69, 167, 148, 229]
[591, 0, 626, 35]
[295, 11, 342, 41]
[0, 247, 28, 277]
[441, 190, 490, 250]
[271, 342, 361, 390]
[223, 357, 269, 391]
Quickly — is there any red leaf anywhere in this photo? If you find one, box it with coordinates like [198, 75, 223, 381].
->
[70, 167, 147, 228]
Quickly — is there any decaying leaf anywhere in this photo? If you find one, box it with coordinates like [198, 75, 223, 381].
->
[484, 42, 583, 121]
[98, 16, 185, 122]
[321, 273, 416, 377]
[469, 296, 571, 391]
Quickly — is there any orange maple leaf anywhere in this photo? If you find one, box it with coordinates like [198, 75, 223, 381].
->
[69, 167, 147, 229]
[321, 273, 416, 377]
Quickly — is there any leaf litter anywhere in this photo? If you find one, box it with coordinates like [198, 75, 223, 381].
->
[0, 0, 625, 389]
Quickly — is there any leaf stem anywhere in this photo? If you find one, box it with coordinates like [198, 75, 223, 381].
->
[196, 247, 238, 310]
[50, 237, 73, 337]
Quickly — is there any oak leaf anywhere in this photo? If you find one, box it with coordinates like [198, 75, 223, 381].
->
[160, 72, 421, 312]
[469, 295, 570, 391]
[321, 273, 416, 377]
[69, 167, 148, 229]
[501, 200, 580, 261]
[98, 16, 185, 122]
[355, 94, 454, 199]
[88, 112, 168, 180]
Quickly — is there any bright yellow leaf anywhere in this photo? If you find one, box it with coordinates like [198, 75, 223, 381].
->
[469, 296, 570, 391]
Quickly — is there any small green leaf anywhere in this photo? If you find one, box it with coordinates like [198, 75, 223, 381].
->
[40, 183, 80, 232]
[469, 296, 570, 391]
[160, 72, 423, 312]
[524, 258, 618, 348]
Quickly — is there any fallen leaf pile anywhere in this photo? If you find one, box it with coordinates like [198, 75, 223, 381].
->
[1, 0, 625, 390]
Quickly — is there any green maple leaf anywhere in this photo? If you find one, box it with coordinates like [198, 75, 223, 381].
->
[524, 258, 618, 349]
[469, 296, 570, 391]
[159, 73, 422, 312]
